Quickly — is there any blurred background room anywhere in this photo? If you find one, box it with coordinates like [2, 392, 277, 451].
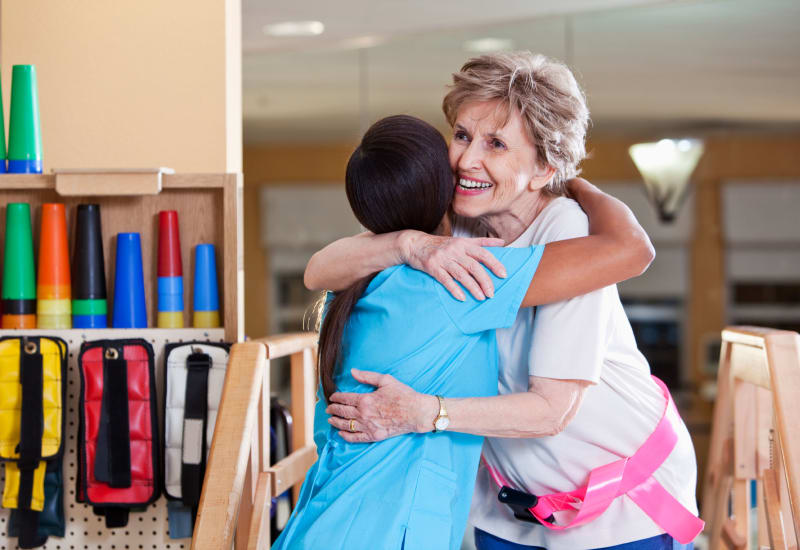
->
[241, 0, 800, 536]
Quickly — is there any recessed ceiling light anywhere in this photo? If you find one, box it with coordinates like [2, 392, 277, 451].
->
[464, 38, 514, 53]
[263, 20, 325, 37]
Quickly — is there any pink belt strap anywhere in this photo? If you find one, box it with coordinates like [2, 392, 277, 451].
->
[483, 376, 704, 544]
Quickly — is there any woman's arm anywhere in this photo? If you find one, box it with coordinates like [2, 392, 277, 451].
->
[305, 230, 507, 301]
[520, 178, 654, 307]
[327, 371, 590, 441]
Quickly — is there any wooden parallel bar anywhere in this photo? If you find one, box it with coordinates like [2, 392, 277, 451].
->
[192, 342, 266, 550]
[766, 332, 800, 538]
[255, 332, 318, 359]
[704, 340, 733, 527]
[763, 469, 788, 550]
[732, 478, 751, 544]
[267, 445, 318, 497]
[730, 344, 771, 389]
[246, 473, 273, 550]
[733, 381, 758, 479]
[722, 518, 747, 550]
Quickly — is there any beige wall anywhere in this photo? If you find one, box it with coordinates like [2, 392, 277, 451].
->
[0, 0, 241, 172]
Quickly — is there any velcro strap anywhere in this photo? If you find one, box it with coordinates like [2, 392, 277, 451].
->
[181, 352, 211, 506]
[94, 348, 132, 488]
[19, 342, 44, 470]
[16, 509, 46, 549]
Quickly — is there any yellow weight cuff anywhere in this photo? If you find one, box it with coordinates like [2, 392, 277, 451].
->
[2, 461, 46, 511]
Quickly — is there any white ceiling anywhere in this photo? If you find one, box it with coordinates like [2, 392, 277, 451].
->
[242, 0, 800, 143]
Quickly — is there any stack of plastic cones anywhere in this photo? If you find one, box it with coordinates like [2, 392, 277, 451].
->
[37, 204, 71, 328]
[72, 205, 108, 328]
[157, 211, 184, 328]
[192, 244, 220, 328]
[112, 233, 148, 328]
[7, 65, 43, 174]
[2, 204, 36, 328]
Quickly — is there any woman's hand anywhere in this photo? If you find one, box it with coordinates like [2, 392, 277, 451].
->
[399, 231, 506, 301]
[326, 369, 439, 443]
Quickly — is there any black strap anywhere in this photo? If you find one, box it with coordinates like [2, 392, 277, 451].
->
[16, 509, 46, 549]
[95, 348, 132, 488]
[19, 343, 44, 472]
[181, 352, 211, 506]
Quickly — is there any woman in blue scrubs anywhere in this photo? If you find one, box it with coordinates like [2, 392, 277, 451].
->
[272, 115, 652, 550]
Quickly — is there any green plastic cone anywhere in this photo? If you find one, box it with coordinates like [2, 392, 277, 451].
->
[0, 70, 6, 173]
[8, 65, 42, 173]
[2, 203, 36, 300]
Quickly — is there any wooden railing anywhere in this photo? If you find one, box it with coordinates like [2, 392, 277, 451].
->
[191, 333, 319, 550]
[703, 327, 800, 549]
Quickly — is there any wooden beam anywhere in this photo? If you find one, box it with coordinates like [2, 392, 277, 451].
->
[267, 445, 318, 497]
[192, 341, 266, 550]
[256, 332, 319, 359]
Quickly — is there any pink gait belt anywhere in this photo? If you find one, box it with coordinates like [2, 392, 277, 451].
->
[483, 376, 704, 544]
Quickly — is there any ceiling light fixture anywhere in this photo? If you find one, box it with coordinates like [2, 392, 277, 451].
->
[628, 138, 704, 223]
[263, 20, 325, 37]
[463, 38, 514, 53]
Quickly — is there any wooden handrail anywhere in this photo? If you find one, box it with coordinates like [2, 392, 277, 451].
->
[192, 332, 319, 550]
[703, 326, 800, 549]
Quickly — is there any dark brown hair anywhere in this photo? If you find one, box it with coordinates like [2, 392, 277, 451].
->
[318, 115, 453, 402]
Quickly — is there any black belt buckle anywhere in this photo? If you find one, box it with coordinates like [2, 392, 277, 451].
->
[498, 486, 555, 525]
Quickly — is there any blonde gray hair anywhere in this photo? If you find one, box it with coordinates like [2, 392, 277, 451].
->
[442, 52, 589, 194]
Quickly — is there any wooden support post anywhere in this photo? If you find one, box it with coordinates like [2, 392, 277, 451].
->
[193, 342, 266, 550]
[290, 347, 316, 501]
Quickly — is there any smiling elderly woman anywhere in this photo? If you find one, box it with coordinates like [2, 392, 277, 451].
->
[305, 52, 701, 550]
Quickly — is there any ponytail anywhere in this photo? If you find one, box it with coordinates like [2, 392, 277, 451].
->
[317, 274, 377, 403]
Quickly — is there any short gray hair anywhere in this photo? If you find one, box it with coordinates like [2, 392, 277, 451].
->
[443, 52, 589, 195]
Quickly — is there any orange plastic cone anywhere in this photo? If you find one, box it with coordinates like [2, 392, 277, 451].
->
[37, 203, 71, 328]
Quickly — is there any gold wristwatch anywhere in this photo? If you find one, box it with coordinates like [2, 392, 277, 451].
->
[432, 395, 450, 432]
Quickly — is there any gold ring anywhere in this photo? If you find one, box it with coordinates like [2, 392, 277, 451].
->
[349, 419, 356, 433]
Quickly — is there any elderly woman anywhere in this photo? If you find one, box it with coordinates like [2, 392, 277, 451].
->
[305, 53, 701, 550]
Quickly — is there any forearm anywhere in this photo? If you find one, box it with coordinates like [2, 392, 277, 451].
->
[418, 391, 578, 439]
[573, 181, 655, 274]
[304, 231, 409, 290]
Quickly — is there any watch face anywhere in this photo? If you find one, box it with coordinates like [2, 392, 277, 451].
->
[435, 416, 450, 431]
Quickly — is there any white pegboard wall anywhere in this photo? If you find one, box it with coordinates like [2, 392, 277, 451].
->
[0, 328, 226, 550]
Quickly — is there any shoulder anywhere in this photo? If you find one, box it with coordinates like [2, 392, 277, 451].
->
[530, 197, 588, 243]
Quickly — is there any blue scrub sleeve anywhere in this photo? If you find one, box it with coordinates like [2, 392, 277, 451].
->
[434, 246, 545, 334]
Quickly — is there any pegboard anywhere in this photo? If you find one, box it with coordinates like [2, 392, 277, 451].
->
[0, 327, 226, 550]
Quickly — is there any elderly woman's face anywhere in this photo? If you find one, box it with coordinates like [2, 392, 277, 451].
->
[448, 100, 553, 219]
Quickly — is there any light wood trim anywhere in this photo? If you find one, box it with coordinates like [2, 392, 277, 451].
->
[256, 332, 319, 359]
[0, 173, 54, 189]
[164, 173, 227, 188]
[267, 445, 318, 497]
[192, 341, 266, 550]
[246, 473, 272, 550]
[763, 469, 788, 550]
[733, 381, 757, 479]
[55, 170, 163, 196]
[223, 172, 244, 341]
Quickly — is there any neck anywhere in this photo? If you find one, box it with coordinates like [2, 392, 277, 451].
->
[482, 190, 554, 243]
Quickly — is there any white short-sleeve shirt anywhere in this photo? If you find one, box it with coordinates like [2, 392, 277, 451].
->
[455, 197, 699, 550]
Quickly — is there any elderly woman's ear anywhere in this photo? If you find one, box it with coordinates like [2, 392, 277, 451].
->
[528, 164, 557, 192]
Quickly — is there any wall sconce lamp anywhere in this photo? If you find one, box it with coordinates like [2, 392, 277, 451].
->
[628, 139, 704, 223]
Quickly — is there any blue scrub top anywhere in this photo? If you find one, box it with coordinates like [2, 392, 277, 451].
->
[272, 246, 544, 550]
